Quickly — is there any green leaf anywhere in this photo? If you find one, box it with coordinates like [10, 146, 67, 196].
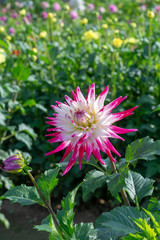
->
[23, 99, 36, 107]
[125, 137, 160, 164]
[107, 168, 129, 200]
[74, 222, 94, 240]
[125, 171, 155, 203]
[153, 105, 160, 112]
[11, 63, 31, 81]
[0, 39, 9, 51]
[18, 123, 37, 139]
[89, 227, 122, 240]
[0, 150, 9, 161]
[147, 197, 160, 212]
[35, 103, 47, 112]
[134, 218, 157, 239]
[122, 233, 144, 239]
[57, 185, 80, 238]
[37, 169, 59, 201]
[0, 112, 6, 125]
[1, 184, 43, 206]
[142, 208, 160, 237]
[96, 206, 146, 237]
[49, 46, 59, 61]
[82, 170, 108, 201]
[35, 215, 63, 240]
[5, 83, 20, 93]
[0, 175, 14, 190]
[0, 213, 10, 229]
[15, 132, 32, 149]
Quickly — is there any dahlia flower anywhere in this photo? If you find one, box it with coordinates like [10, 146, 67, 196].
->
[0, 152, 25, 173]
[46, 84, 137, 175]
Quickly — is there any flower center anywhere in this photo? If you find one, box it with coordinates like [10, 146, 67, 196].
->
[74, 109, 91, 127]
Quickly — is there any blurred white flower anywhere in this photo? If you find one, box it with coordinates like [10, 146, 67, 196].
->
[68, 0, 85, 12]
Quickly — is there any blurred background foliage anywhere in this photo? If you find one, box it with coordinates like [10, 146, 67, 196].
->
[0, 0, 160, 202]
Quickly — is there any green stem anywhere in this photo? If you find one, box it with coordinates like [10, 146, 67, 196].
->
[109, 158, 131, 206]
[1, 134, 14, 142]
[26, 170, 61, 234]
[148, 19, 152, 69]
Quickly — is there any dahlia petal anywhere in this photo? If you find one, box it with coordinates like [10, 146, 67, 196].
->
[60, 142, 74, 163]
[92, 148, 105, 165]
[104, 139, 121, 157]
[76, 87, 86, 103]
[48, 133, 64, 143]
[63, 144, 79, 175]
[104, 96, 127, 113]
[45, 142, 68, 156]
[86, 143, 93, 161]
[108, 129, 125, 141]
[79, 145, 85, 170]
[96, 138, 105, 152]
[110, 126, 138, 134]
[86, 85, 91, 100]
[71, 90, 77, 101]
[105, 149, 117, 163]
[95, 85, 109, 109]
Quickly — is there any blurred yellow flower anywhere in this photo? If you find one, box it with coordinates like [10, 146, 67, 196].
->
[124, 37, 139, 44]
[131, 23, 137, 28]
[6, 35, 11, 41]
[82, 30, 100, 41]
[32, 47, 38, 53]
[39, 31, 47, 39]
[0, 48, 6, 64]
[102, 24, 108, 29]
[0, 26, 5, 33]
[65, 4, 70, 11]
[48, 12, 55, 19]
[81, 18, 88, 25]
[114, 17, 118, 22]
[51, 17, 57, 23]
[114, 29, 119, 34]
[147, 11, 155, 18]
[19, 9, 26, 16]
[112, 38, 123, 48]
[102, 45, 108, 50]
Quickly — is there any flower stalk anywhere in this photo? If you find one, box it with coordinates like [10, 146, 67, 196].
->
[26, 170, 61, 234]
[109, 158, 131, 206]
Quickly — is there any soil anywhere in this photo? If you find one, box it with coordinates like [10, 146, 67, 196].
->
[0, 198, 112, 240]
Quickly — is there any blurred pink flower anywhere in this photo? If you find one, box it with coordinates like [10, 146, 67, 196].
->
[109, 4, 118, 13]
[88, 3, 95, 11]
[70, 10, 78, 19]
[9, 27, 15, 35]
[139, 4, 147, 11]
[98, 14, 102, 20]
[46, 83, 137, 175]
[15, 1, 24, 8]
[41, 1, 49, 9]
[0, 16, 7, 22]
[11, 11, 19, 19]
[42, 11, 48, 19]
[99, 7, 106, 13]
[2, 8, 7, 13]
[155, 5, 160, 14]
[53, 2, 61, 11]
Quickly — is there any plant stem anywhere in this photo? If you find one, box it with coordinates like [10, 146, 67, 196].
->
[148, 19, 152, 69]
[109, 158, 131, 206]
[26, 170, 61, 232]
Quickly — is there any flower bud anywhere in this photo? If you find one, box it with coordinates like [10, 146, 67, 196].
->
[147, 11, 155, 19]
[112, 38, 123, 48]
[0, 153, 25, 174]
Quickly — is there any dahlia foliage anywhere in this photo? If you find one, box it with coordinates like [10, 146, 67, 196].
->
[46, 84, 137, 175]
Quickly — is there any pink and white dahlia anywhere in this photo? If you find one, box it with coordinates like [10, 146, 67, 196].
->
[46, 84, 137, 175]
